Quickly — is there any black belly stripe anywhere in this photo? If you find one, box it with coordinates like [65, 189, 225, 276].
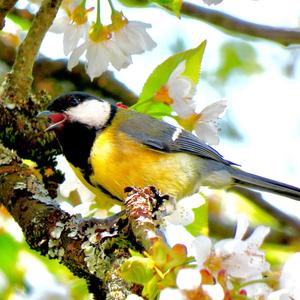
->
[81, 166, 123, 203]
[95, 183, 123, 203]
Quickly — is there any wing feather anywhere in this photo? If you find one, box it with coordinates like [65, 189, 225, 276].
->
[118, 108, 234, 166]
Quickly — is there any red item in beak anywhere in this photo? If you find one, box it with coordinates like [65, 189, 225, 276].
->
[48, 113, 66, 124]
[45, 113, 67, 131]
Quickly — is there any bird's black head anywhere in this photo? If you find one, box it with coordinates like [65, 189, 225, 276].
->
[47, 91, 99, 113]
[42, 92, 114, 132]
[40, 92, 116, 171]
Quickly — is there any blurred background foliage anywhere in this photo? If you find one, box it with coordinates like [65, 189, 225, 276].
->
[1, 0, 300, 299]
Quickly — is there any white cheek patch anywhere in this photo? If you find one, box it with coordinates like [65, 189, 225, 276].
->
[67, 99, 111, 128]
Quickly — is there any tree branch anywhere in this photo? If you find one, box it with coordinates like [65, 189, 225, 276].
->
[180, 2, 300, 46]
[2, 0, 62, 108]
[0, 0, 17, 29]
[230, 186, 300, 232]
[0, 143, 137, 299]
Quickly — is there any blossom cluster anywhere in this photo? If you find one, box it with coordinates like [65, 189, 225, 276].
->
[159, 215, 300, 300]
[51, 0, 156, 80]
[154, 61, 227, 145]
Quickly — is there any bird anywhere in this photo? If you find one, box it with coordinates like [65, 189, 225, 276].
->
[40, 91, 300, 210]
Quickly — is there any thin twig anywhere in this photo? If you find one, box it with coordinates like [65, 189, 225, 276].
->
[180, 2, 300, 46]
[1, 0, 62, 108]
[231, 186, 300, 232]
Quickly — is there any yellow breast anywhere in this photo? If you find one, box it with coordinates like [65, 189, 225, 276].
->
[89, 125, 201, 203]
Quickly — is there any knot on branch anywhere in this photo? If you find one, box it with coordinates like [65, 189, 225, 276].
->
[124, 186, 170, 250]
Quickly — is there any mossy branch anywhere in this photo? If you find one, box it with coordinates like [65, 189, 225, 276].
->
[1, 0, 62, 108]
[0, 143, 140, 299]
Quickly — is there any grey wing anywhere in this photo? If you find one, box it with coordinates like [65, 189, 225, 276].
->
[118, 109, 235, 166]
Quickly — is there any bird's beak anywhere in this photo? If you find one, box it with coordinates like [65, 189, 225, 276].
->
[37, 110, 67, 132]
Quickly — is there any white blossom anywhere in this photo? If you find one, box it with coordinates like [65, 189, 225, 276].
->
[194, 100, 227, 145]
[156, 61, 196, 118]
[176, 268, 202, 290]
[277, 252, 300, 300]
[113, 20, 156, 56]
[164, 193, 205, 226]
[192, 215, 270, 279]
[267, 289, 291, 300]
[68, 37, 131, 80]
[242, 274, 272, 299]
[50, 2, 90, 56]
[202, 283, 224, 300]
[159, 288, 186, 300]
[191, 235, 212, 269]
[159, 268, 224, 300]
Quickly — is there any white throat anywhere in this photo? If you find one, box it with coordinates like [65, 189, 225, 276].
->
[67, 99, 111, 128]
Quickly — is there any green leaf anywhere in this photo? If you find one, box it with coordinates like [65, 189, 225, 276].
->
[120, 257, 155, 284]
[134, 40, 206, 116]
[185, 193, 208, 236]
[0, 233, 23, 284]
[129, 248, 145, 258]
[216, 41, 262, 82]
[7, 14, 31, 31]
[117, 0, 149, 7]
[143, 276, 160, 300]
[151, 0, 182, 16]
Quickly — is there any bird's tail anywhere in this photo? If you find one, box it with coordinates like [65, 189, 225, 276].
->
[229, 167, 300, 201]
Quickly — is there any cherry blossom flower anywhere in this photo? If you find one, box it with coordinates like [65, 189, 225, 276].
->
[267, 289, 291, 300]
[193, 100, 227, 145]
[68, 23, 131, 80]
[51, 1, 92, 55]
[163, 193, 205, 226]
[192, 215, 270, 279]
[159, 268, 224, 300]
[267, 252, 300, 300]
[280, 252, 300, 299]
[154, 61, 227, 145]
[155, 61, 196, 118]
[64, 3, 156, 80]
[110, 11, 156, 56]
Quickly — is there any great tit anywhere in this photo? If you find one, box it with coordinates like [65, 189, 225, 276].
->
[42, 91, 300, 209]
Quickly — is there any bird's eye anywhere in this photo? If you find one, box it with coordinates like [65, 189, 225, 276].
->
[69, 98, 79, 107]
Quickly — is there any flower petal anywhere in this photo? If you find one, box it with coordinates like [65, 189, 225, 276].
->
[103, 40, 132, 70]
[86, 42, 109, 80]
[176, 268, 201, 290]
[234, 214, 249, 240]
[116, 21, 156, 55]
[202, 283, 224, 300]
[246, 226, 270, 248]
[280, 252, 300, 300]
[194, 121, 220, 145]
[67, 42, 87, 71]
[168, 61, 186, 82]
[267, 289, 291, 300]
[50, 15, 69, 33]
[198, 100, 227, 121]
[191, 236, 212, 269]
[63, 23, 89, 55]
[159, 288, 186, 300]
